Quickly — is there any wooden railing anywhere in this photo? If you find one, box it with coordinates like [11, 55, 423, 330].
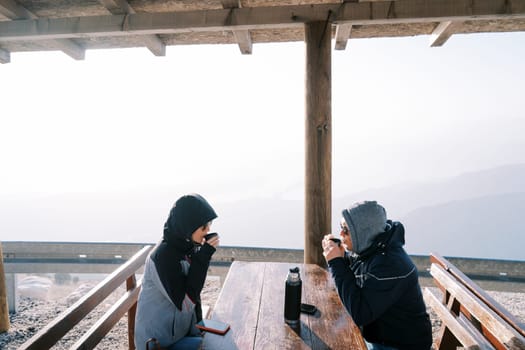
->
[3, 242, 525, 349]
[18, 245, 152, 350]
[425, 252, 525, 350]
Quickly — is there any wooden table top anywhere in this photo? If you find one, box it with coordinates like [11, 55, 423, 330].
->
[201, 261, 367, 350]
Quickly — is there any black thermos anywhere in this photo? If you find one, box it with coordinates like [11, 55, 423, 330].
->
[284, 267, 302, 325]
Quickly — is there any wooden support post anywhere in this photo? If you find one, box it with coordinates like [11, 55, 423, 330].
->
[6, 274, 17, 314]
[304, 21, 332, 267]
[126, 275, 137, 350]
[0, 242, 10, 332]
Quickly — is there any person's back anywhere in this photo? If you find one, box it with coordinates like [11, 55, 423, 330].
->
[322, 201, 432, 350]
[134, 251, 199, 348]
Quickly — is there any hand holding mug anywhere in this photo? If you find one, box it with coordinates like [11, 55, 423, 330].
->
[204, 232, 220, 248]
[322, 234, 344, 262]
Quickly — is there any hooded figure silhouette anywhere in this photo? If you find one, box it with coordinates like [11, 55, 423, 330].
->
[134, 193, 218, 350]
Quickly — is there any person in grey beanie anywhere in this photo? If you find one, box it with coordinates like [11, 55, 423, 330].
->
[322, 201, 432, 350]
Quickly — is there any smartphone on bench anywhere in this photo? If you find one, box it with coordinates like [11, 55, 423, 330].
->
[196, 319, 230, 335]
[301, 303, 318, 315]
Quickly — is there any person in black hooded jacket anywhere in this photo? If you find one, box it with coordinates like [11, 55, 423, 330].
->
[322, 201, 432, 350]
[134, 193, 219, 350]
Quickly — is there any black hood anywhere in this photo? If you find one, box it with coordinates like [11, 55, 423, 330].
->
[163, 193, 218, 244]
[357, 221, 405, 260]
[152, 193, 218, 311]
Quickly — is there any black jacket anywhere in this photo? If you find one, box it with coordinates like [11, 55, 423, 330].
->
[328, 221, 432, 350]
[151, 194, 218, 321]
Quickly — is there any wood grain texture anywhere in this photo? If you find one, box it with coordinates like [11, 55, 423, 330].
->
[0, 243, 10, 332]
[18, 245, 152, 350]
[430, 252, 525, 338]
[201, 261, 265, 349]
[304, 20, 332, 268]
[1, 0, 525, 59]
[203, 261, 366, 349]
[430, 263, 525, 350]
[255, 263, 308, 349]
[425, 288, 483, 350]
[303, 264, 366, 349]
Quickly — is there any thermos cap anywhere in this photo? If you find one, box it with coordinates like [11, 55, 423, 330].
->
[287, 267, 301, 282]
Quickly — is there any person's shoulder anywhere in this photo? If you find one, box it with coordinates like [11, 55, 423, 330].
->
[368, 248, 414, 274]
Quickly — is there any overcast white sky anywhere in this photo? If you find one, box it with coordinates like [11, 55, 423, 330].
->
[1, 32, 524, 201]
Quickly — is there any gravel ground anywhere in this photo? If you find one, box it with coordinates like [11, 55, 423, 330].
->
[1, 278, 523, 350]
[0, 277, 221, 350]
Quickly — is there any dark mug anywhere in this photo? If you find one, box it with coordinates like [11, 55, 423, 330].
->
[204, 232, 218, 241]
[329, 237, 341, 246]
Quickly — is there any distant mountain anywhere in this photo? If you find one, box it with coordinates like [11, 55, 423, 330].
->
[331, 164, 525, 260]
[1, 163, 524, 260]
[333, 163, 525, 218]
[401, 192, 525, 260]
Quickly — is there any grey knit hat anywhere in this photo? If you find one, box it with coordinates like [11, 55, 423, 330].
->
[342, 201, 387, 254]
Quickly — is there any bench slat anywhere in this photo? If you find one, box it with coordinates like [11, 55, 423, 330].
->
[430, 263, 525, 350]
[254, 263, 308, 349]
[457, 313, 497, 350]
[204, 261, 265, 349]
[71, 280, 142, 350]
[303, 263, 367, 349]
[425, 288, 485, 350]
[431, 252, 525, 338]
[19, 245, 152, 350]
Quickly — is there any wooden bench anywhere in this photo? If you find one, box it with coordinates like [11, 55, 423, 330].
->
[18, 245, 153, 350]
[424, 252, 525, 350]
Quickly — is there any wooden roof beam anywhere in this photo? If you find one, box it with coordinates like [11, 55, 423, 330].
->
[0, 47, 10, 63]
[0, 0, 84, 61]
[0, 0, 524, 42]
[430, 21, 461, 47]
[221, 0, 252, 54]
[0, 0, 32, 18]
[98, 0, 165, 56]
[335, 0, 383, 50]
[335, 23, 352, 50]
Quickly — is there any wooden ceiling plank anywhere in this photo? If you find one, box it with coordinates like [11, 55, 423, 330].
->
[0, 0, 85, 60]
[233, 29, 252, 54]
[0, 47, 10, 63]
[221, 0, 241, 8]
[98, 0, 165, 56]
[0, 0, 34, 19]
[142, 35, 166, 56]
[99, 0, 133, 15]
[222, 0, 252, 55]
[0, 0, 524, 42]
[334, 23, 352, 50]
[430, 21, 458, 47]
[54, 39, 85, 60]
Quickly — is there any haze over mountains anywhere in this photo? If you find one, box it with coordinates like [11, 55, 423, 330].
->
[1, 163, 523, 261]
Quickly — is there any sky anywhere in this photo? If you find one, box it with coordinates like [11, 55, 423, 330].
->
[1, 31, 524, 202]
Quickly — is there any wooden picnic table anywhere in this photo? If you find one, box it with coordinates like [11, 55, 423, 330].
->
[201, 261, 367, 350]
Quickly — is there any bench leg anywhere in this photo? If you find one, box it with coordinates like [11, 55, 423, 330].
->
[6, 273, 17, 314]
[437, 326, 462, 350]
[127, 275, 137, 350]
